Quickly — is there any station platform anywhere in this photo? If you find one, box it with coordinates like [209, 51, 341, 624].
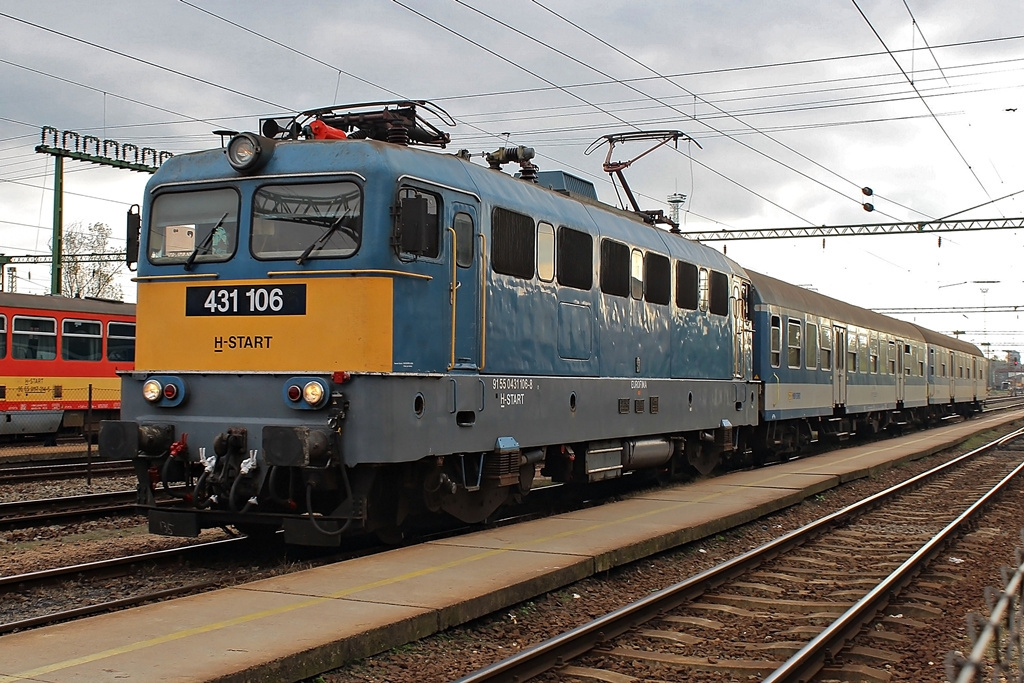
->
[1, 409, 1021, 683]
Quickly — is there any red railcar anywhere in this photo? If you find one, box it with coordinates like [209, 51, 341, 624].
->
[0, 292, 135, 438]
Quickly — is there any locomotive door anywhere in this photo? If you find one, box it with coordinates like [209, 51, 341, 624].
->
[833, 326, 847, 407]
[450, 203, 481, 370]
[733, 281, 752, 380]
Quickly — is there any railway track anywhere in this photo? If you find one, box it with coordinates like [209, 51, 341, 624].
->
[0, 458, 132, 484]
[0, 490, 141, 529]
[456, 426, 1024, 683]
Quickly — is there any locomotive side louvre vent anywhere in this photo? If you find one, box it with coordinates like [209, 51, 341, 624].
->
[634, 399, 645, 413]
[53, 385, 62, 399]
[618, 398, 630, 414]
[650, 396, 659, 414]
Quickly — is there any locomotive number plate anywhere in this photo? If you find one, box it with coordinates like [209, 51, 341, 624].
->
[185, 284, 306, 317]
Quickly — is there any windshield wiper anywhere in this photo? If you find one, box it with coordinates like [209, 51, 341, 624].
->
[183, 212, 228, 271]
[295, 210, 351, 265]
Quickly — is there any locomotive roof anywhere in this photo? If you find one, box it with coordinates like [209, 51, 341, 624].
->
[0, 291, 135, 316]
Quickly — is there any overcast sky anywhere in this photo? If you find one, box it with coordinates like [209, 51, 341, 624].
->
[1, 0, 1021, 353]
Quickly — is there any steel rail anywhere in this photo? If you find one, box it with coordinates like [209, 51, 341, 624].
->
[453, 426, 1024, 683]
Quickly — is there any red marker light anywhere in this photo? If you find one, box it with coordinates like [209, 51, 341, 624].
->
[332, 371, 351, 384]
[287, 385, 302, 402]
[163, 383, 178, 400]
[309, 119, 348, 140]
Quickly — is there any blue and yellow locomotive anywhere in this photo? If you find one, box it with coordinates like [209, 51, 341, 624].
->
[100, 101, 984, 545]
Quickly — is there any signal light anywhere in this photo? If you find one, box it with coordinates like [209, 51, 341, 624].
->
[286, 385, 302, 402]
[162, 383, 178, 400]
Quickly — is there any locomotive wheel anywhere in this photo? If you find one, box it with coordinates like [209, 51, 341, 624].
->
[686, 442, 721, 476]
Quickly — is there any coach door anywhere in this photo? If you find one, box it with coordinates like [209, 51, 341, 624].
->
[895, 339, 905, 403]
[450, 202, 481, 370]
[833, 326, 847, 407]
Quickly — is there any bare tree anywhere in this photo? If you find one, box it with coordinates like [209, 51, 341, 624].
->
[61, 222, 124, 300]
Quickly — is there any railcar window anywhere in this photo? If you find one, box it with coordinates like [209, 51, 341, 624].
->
[149, 188, 239, 265]
[644, 253, 670, 305]
[537, 222, 554, 281]
[787, 319, 802, 368]
[61, 319, 102, 362]
[492, 207, 535, 279]
[251, 181, 363, 261]
[806, 322, 818, 369]
[107, 322, 136, 362]
[630, 250, 644, 300]
[820, 326, 832, 370]
[904, 343, 912, 375]
[675, 261, 698, 310]
[599, 239, 630, 297]
[770, 315, 782, 367]
[709, 271, 729, 316]
[847, 332, 858, 373]
[869, 334, 878, 373]
[857, 332, 868, 374]
[557, 227, 593, 290]
[455, 212, 475, 269]
[887, 341, 896, 374]
[12, 316, 56, 360]
[0, 315, 6, 360]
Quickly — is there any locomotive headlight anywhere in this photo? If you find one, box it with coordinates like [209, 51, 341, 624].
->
[226, 132, 274, 173]
[142, 379, 163, 403]
[303, 381, 325, 407]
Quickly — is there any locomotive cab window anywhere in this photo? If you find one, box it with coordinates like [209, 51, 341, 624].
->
[557, 226, 592, 290]
[62, 319, 102, 362]
[537, 222, 554, 281]
[491, 207, 534, 279]
[107, 322, 136, 362]
[599, 239, 630, 297]
[630, 249, 644, 300]
[149, 188, 239, 265]
[644, 253, 670, 305]
[675, 261, 698, 310]
[455, 212, 475, 268]
[12, 316, 56, 360]
[709, 271, 729, 316]
[253, 181, 363, 260]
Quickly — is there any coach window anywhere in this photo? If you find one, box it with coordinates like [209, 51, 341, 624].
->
[820, 326, 832, 370]
[12, 316, 56, 360]
[626, 246, 643, 296]
[847, 332, 858, 373]
[149, 188, 239, 265]
[455, 212, 475, 268]
[107, 322, 136, 362]
[904, 343, 912, 375]
[557, 227, 593, 290]
[0, 315, 6, 359]
[644, 253, 670, 305]
[62, 319, 102, 362]
[869, 334, 878, 373]
[787, 319, 802, 368]
[770, 315, 782, 367]
[806, 322, 818, 369]
[537, 222, 554, 281]
[599, 239, 630, 297]
[675, 262, 698, 310]
[251, 181, 363, 261]
[492, 207, 535, 279]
